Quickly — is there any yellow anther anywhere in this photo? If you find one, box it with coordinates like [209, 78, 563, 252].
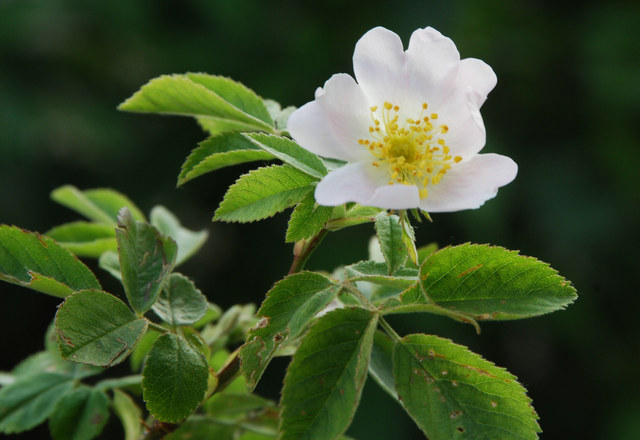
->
[360, 101, 460, 199]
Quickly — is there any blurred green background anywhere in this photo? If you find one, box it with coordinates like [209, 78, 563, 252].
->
[1, 0, 639, 438]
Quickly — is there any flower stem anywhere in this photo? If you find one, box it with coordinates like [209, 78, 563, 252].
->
[288, 229, 328, 275]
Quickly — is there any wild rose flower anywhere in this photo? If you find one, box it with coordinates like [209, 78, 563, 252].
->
[288, 26, 517, 212]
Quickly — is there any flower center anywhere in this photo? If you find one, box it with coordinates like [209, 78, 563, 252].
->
[358, 101, 462, 199]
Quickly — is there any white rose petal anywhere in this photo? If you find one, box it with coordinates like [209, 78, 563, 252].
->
[288, 26, 517, 212]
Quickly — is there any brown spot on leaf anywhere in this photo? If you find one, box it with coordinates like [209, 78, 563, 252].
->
[458, 264, 482, 278]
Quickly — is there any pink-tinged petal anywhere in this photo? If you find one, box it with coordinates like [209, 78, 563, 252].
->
[315, 161, 419, 209]
[288, 74, 371, 162]
[353, 27, 407, 105]
[419, 153, 517, 212]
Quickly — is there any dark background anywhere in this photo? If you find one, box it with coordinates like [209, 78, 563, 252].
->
[1, 1, 639, 439]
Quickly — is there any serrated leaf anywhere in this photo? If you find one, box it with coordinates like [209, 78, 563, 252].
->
[240, 272, 339, 390]
[186, 73, 273, 126]
[415, 243, 577, 320]
[152, 273, 208, 326]
[119, 74, 273, 132]
[116, 208, 178, 314]
[46, 221, 117, 258]
[245, 133, 327, 179]
[51, 185, 145, 226]
[0, 225, 101, 297]
[150, 206, 208, 266]
[393, 334, 540, 440]
[279, 307, 378, 440]
[129, 330, 160, 372]
[142, 333, 209, 422]
[213, 165, 315, 223]
[0, 372, 75, 434]
[285, 190, 333, 242]
[374, 212, 407, 274]
[344, 260, 417, 289]
[49, 386, 110, 440]
[178, 132, 274, 185]
[56, 290, 147, 366]
[367, 330, 396, 400]
[112, 389, 142, 440]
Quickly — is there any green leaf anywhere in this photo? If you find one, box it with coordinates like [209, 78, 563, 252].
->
[393, 334, 540, 440]
[240, 272, 340, 390]
[49, 386, 110, 440]
[129, 330, 160, 372]
[416, 243, 577, 320]
[46, 221, 117, 258]
[178, 132, 274, 185]
[186, 73, 273, 126]
[367, 331, 397, 401]
[150, 206, 208, 266]
[374, 213, 407, 274]
[98, 251, 121, 280]
[119, 74, 273, 133]
[116, 208, 178, 314]
[285, 190, 333, 242]
[0, 225, 101, 297]
[344, 260, 417, 289]
[213, 165, 315, 223]
[55, 290, 148, 366]
[51, 185, 145, 226]
[245, 133, 327, 179]
[279, 307, 378, 440]
[0, 372, 75, 434]
[152, 273, 208, 326]
[325, 205, 382, 231]
[112, 389, 142, 440]
[204, 392, 275, 417]
[142, 333, 209, 422]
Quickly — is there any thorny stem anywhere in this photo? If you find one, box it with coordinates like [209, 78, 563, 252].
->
[288, 229, 329, 275]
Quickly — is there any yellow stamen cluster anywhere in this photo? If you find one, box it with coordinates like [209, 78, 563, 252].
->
[357, 101, 462, 199]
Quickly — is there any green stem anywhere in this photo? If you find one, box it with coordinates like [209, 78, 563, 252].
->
[379, 316, 402, 343]
[288, 229, 328, 275]
[146, 321, 168, 334]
